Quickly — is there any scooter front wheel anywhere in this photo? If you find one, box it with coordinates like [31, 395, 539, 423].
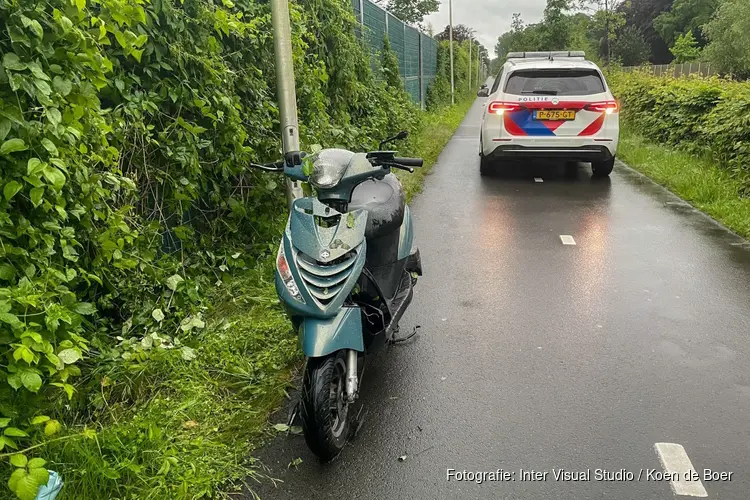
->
[300, 350, 351, 461]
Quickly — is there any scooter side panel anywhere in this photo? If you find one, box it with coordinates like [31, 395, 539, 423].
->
[289, 197, 367, 263]
[275, 231, 367, 318]
[397, 204, 415, 260]
[276, 197, 368, 318]
[300, 306, 364, 357]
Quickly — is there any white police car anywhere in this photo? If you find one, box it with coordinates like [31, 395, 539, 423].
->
[477, 52, 619, 177]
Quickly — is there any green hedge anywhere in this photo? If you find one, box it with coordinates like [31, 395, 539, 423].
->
[426, 39, 476, 109]
[608, 71, 750, 171]
[0, 0, 438, 497]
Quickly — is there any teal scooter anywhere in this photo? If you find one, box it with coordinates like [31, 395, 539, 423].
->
[251, 133, 423, 460]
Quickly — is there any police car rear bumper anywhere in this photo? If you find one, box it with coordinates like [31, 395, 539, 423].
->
[487, 144, 614, 162]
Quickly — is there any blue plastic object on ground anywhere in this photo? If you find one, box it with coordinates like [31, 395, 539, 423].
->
[35, 471, 63, 500]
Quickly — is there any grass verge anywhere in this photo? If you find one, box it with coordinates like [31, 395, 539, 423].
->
[48, 260, 299, 499]
[619, 125, 750, 239]
[398, 96, 476, 200]
[46, 96, 477, 499]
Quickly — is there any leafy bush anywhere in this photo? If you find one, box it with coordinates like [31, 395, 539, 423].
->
[0, 0, 439, 497]
[670, 31, 701, 63]
[703, 0, 750, 79]
[426, 39, 475, 109]
[609, 70, 750, 172]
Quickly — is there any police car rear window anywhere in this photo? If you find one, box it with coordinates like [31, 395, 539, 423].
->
[504, 69, 605, 96]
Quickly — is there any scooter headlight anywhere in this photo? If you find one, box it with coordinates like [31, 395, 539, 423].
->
[309, 149, 353, 189]
[276, 243, 305, 303]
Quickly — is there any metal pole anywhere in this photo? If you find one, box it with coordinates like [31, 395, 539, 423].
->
[359, 0, 364, 26]
[468, 38, 472, 91]
[403, 21, 407, 89]
[449, 0, 454, 105]
[271, 0, 303, 204]
[419, 32, 424, 110]
[476, 41, 480, 85]
[604, 0, 610, 64]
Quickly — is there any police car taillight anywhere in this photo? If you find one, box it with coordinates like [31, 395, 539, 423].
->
[488, 101, 523, 115]
[585, 101, 619, 114]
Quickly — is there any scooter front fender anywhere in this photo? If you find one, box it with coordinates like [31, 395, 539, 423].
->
[300, 306, 364, 357]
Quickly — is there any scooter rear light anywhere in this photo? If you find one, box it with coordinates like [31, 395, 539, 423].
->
[276, 243, 305, 303]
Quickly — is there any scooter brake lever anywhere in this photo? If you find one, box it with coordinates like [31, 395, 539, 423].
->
[388, 163, 414, 173]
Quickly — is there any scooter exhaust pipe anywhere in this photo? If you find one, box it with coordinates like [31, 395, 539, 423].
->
[345, 349, 358, 403]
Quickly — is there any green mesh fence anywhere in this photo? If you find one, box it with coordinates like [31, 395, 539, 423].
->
[420, 33, 438, 101]
[350, 0, 438, 107]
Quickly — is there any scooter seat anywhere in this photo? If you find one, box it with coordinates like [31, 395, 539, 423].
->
[349, 173, 405, 240]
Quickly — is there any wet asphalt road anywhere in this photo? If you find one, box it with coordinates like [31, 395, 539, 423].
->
[248, 97, 750, 500]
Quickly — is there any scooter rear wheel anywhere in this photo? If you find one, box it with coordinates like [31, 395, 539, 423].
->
[300, 350, 350, 461]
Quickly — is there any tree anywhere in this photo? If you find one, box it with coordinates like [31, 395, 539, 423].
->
[653, 0, 717, 47]
[435, 24, 474, 42]
[376, 0, 439, 25]
[617, 0, 673, 63]
[494, 14, 546, 56]
[494, 13, 523, 58]
[588, 7, 626, 61]
[612, 25, 651, 65]
[541, 0, 574, 49]
[489, 57, 503, 74]
[703, 0, 750, 77]
[670, 31, 701, 63]
[567, 12, 602, 63]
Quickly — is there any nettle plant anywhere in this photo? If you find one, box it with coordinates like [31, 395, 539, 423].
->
[0, 0, 425, 496]
[0, 0, 150, 495]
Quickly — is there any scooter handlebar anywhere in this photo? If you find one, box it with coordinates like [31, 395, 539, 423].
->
[249, 160, 285, 172]
[392, 157, 424, 168]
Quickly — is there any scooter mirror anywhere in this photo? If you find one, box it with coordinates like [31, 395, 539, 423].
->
[379, 130, 409, 150]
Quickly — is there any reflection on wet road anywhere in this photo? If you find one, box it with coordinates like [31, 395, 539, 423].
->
[248, 98, 750, 500]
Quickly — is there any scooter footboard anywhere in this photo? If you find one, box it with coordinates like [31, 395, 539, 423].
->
[299, 307, 364, 357]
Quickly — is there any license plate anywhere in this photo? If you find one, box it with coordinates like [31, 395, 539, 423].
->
[534, 110, 576, 121]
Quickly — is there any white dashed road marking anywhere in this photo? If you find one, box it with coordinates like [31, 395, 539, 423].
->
[559, 235, 576, 245]
[534, 177, 543, 183]
[653, 443, 708, 497]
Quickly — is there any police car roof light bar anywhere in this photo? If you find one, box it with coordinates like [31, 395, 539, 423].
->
[506, 51, 586, 60]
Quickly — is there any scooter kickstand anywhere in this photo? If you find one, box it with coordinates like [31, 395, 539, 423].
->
[287, 400, 300, 429]
[390, 324, 421, 345]
[350, 405, 367, 440]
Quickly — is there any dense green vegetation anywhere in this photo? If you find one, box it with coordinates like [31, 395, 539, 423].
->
[433, 24, 491, 70]
[608, 71, 750, 173]
[491, 0, 750, 77]
[0, 0, 478, 497]
[607, 70, 750, 236]
[617, 127, 750, 239]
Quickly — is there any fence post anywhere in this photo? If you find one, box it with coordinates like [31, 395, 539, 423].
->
[359, 0, 364, 26]
[418, 33, 424, 110]
[403, 22, 407, 90]
[468, 40, 472, 90]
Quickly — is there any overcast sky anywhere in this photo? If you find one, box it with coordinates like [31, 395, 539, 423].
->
[424, 0, 547, 54]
